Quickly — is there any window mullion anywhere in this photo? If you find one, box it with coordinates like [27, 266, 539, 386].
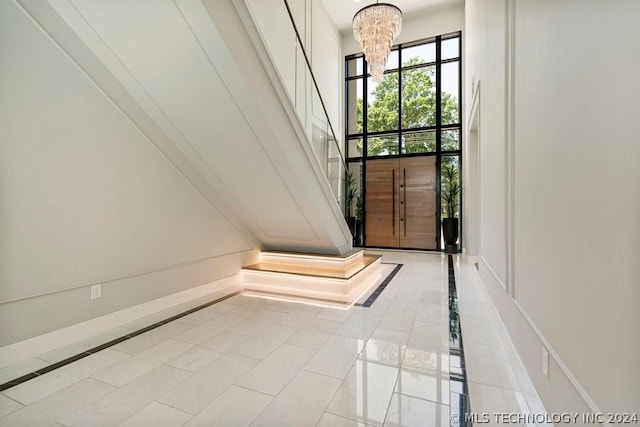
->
[435, 35, 442, 250]
[398, 46, 403, 155]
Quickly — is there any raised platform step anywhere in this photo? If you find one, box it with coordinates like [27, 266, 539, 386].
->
[243, 254, 380, 279]
[241, 250, 382, 303]
[259, 249, 366, 271]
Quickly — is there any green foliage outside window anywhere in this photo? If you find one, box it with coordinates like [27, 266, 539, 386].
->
[351, 57, 459, 156]
[441, 156, 460, 218]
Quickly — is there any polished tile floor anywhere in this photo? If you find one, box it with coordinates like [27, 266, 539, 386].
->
[0, 252, 548, 426]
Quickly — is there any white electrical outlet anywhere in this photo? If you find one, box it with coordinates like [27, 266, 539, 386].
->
[542, 346, 549, 378]
[90, 284, 102, 300]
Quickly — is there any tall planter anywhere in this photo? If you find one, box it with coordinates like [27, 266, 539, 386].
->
[443, 217, 459, 254]
[354, 219, 363, 246]
[346, 216, 357, 237]
[441, 160, 460, 254]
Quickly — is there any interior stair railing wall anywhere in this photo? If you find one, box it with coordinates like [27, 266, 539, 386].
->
[243, 0, 347, 214]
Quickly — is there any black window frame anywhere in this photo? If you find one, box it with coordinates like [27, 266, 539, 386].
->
[345, 32, 463, 251]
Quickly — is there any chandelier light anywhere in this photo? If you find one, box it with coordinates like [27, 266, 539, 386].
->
[352, 2, 402, 83]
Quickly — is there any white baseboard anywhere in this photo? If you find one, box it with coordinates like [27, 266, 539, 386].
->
[511, 299, 607, 424]
[0, 274, 241, 367]
[473, 256, 607, 424]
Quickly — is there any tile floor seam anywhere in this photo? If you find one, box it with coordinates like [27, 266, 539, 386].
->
[0, 392, 23, 407]
[45, 380, 119, 425]
[231, 383, 278, 399]
[395, 389, 449, 406]
[234, 351, 318, 397]
[152, 394, 196, 416]
[318, 365, 357, 422]
[384, 360, 405, 426]
[410, 388, 452, 410]
[317, 412, 375, 427]
[160, 363, 198, 377]
[324, 408, 376, 426]
[124, 400, 195, 425]
[278, 341, 319, 354]
[84, 376, 120, 389]
[227, 349, 264, 361]
[157, 401, 196, 418]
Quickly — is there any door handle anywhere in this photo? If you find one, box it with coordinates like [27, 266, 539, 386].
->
[392, 169, 395, 235]
[403, 168, 407, 236]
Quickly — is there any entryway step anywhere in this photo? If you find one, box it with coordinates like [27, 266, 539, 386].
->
[258, 249, 367, 271]
[243, 253, 379, 279]
[241, 250, 382, 303]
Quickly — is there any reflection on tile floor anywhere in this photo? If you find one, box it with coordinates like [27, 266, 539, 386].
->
[0, 252, 547, 426]
[448, 254, 472, 427]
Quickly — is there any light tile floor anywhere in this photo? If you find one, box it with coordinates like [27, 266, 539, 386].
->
[0, 251, 548, 426]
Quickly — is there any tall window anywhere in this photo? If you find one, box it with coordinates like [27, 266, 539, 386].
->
[345, 33, 462, 249]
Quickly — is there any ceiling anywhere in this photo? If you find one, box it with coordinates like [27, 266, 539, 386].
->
[321, 0, 463, 33]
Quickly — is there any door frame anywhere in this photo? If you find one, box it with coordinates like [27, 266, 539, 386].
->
[464, 82, 480, 258]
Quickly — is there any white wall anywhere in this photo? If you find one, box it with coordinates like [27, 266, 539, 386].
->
[464, 0, 507, 286]
[247, 0, 298, 108]
[311, 0, 342, 136]
[1, 0, 354, 351]
[466, 0, 640, 415]
[0, 0, 256, 346]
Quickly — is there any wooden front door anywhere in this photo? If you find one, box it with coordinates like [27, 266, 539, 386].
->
[364, 158, 400, 248]
[365, 157, 437, 250]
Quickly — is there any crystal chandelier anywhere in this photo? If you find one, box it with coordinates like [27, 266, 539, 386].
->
[353, 2, 402, 83]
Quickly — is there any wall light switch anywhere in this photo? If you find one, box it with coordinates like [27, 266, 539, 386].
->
[91, 284, 102, 300]
[542, 346, 549, 378]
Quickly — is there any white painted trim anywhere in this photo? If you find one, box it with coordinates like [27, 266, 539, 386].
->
[0, 250, 250, 306]
[473, 256, 608, 424]
[309, 0, 341, 124]
[312, 0, 341, 41]
[479, 255, 507, 291]
[511, 300, 608, 425]
[505, 0, 516, 299]
[240, 0, 298, 111]
[0, 275, 241, 367]
[467, 79, 481, 131]
[464, 80, 480, 258]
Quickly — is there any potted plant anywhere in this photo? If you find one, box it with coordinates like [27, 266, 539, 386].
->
[344, 170, 357, 236]
[442, 162, 460, 253]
